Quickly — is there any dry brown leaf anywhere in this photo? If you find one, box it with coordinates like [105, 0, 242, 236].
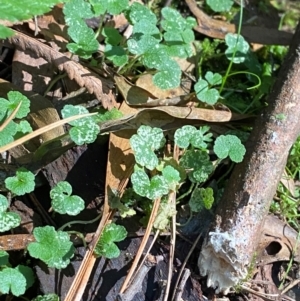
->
[64, 102, 135, 301]
[114, 75, 157, 105]
[5, 30, 116, 109]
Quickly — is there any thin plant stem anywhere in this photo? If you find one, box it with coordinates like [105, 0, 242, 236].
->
[58, 214, 101, 231]
[219, 0, 244, 94]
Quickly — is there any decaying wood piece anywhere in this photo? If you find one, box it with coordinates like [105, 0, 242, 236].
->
[1, 31, 115, 109]
[185, 0, 293, 45]
[198, 21, 300, 294]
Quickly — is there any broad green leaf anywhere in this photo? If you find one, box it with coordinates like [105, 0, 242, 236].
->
[180, 150, 213, 183]
[94, 223, 127, 259]
[225, 33, 250, 64]
[0, 91, 30, 121]
[146, 175, 169, 200]
[14, 120, 33, 140]
[174, 125, 197, 148]
[0, 0, 62, 22]
[185, 17, 197, 29]
[153, 68, 181, 90]
[131, 169, 150, 197]
[61, 105, 100, 145]
[50, 181, 85, 216]
[205, 71, 222, 86]
[5, 167, 35, 196]
[156, 158, 187, 183]
[16, 120, 32, 134]
[0, 202, 19, 234]
[105, 44, 128, 66]
[206, 0, 233, 12]
[102, 27, 122, 45]
[0, 25, 14, 39]
[213, 135, 246, 163]
[63, 0, 94, 24]
[0, 267, 26, 296]
[93, 107, 123, 123]
[182, 28, 195, 44]
[16, 265, 35, 290]
[142, 46, 170, 70]
[166, 43, 193, 58]
[89, 0, 128, 15]
[67, 19, 99, 59]
[161, 7, 186, 32]
[61, 104, 89, 127]
[99, 223, 127, 243]
[194, 79, 219, 105]
[190, 126, 213, 149]
[131, 170, 169, 200]
[130, 126, 165, 170]
[0, 195, 8, 212]
[161, 166, 180, 191]
[133, 19, 160, 35]
[175, 125, 213, 149]
[163, 31, 194, 58]
[127, 33, 160, 55]
[0, 210, 21, 232]
[0, 250, 9, 266]
[130, 137, 159, 170]
[95, 242, 120, 259]
[27, 226, 75, 269]
[0, 121, 18, 147]
[137, 125, 166, 152]
[127, 2, 157, 24]
[189, 187, 214, 212]
[154, 202, 176, 230]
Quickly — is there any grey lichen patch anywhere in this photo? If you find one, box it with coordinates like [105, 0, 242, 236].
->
[198, 230, 248, 294]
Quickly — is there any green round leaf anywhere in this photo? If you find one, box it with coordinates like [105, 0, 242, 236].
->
[152, 61, 181, 89]
[189, 187, 214, 212]
[180, 150, 213, 183]
[63, 0, 94, 24]
[0, 195, 8, 212]
[5, 168, 35, 196]
[69, 120, 100, 145]
[105, 44, 128, 66]
[7, 91, 30, 119]
[214, 135, 246, 163]
[50, 181, 84, 216]
[94, 223, 127, 259]
[0, 121, 18, 147]
[206, 0, 233, 12]
[0, 250, 9, 266]
[174, 125, 197, 148]
[195, 79, 220, 105]
[28, 226, 75, 269]
[102, 27, 122, 45]
[161, 7, 186, 32]
[0, 267, 26, 296]
[0, 211, 21, 232]
[131, 170, 151, 198]
[127, 2, 157, 25]
[61, 104, 89, 127]
[225, 33, 250, 64]
[205, 71, 222, 86]
[161, 166, 180, 190]
[127, 33, 160, 55]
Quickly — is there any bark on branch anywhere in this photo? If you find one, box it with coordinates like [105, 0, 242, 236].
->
[198, 21, 300, 294]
